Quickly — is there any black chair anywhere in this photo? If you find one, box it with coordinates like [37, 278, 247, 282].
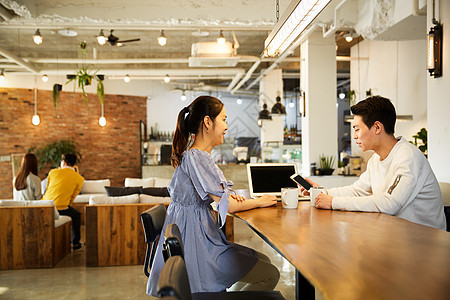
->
[160, 223, 285, 300]
[140, 203, 166, 277]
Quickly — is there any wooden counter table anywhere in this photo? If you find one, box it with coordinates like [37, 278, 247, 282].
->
[234, 202, 450, 300]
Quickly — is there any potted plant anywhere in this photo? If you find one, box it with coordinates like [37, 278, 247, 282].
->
[318, 154, 335, 175]
[52, 83, 63, 109]
[28, 140, 82, 175]
[347, 90, 356, 106]
[410, 128, 427, 157]
[66, 66, 104, 104]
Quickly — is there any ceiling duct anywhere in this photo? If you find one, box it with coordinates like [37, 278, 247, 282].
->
[189, 41, 239, 67]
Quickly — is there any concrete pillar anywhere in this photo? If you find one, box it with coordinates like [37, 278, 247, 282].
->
[259, 69, 284, 148]
[300, 31, 338, 176]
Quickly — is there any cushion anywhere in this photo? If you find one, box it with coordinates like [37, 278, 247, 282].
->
[125, 177, 155, 188]
[154, 178, 171, 187]
[140, 187, 170, 197]
[55, 215, 71, 228]
[80, 179, 111, 194]
[0, 200, 26, 206]
[105, 186, 142, 197]
[0, 200, 59, 220]
[73, 194, 92, 203]
[89, 194, 140, 205]
[139, 194, 171, 204]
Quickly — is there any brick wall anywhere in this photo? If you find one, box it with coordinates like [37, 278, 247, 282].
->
[0, 87, 146, 199]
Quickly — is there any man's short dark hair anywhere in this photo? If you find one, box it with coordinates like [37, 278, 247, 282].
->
[350, 95, 396, 134]
[62, 153, 77, 167]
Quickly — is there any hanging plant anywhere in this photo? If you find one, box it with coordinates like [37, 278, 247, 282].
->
[66, 66, 104, 104]
[347, 90, 356, 106]
[52, 83, 62, 109]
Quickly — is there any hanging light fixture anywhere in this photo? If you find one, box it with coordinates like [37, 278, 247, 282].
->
[163, 74, 171, 83]
[344, 33, 353, 43]
[0, 69, 5, 81]
[97, 29, 107, 45]
[288, 100, 295, 108]
[32, 88, 40, 126]
[41, 74, 48, 82]
[181, 90, 187, 101]
[124, 74, 131, 83]
[265, 0, 332, 57]
[33, 29, 43, 45]
[217, 30, 226, 45]
[99, 102, 107, 127]
[236, 97, 242, 105]
[338, 92, 346, 99]
[158, 30, 167, 46]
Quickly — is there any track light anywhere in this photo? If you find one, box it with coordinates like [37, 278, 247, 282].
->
[33, 29, 43, 45]
[217, 30, 226, 45]
[124, 74, 131, 83]
[181, 90, 187, 101]
[41, 74, 48, 82]
[158, 30, 167, 46]
[163, 74, 171, 83]
[0, 69, 4, 81]
[97, 30, 107, 45]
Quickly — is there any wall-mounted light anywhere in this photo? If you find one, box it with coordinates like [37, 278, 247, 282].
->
[32, 88, 40, 126]
[163, 74, 171, 83]
[158, 30, 167, 46]
[97, 29, 107, 45]
[41, 74, 48, 82]
[217, 30, 226, 45]
[181, 90, 187, 101]
[427, 24, 442, 78]
[123, 74, 131, 83]
[0, 69, 5, 81]
[33, 29, 43, 45]
[99, 102, 106, 127]
[265, 0, 332, 57]
[236, 97, 242, 105]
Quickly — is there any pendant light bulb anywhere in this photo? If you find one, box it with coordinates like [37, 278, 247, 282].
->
[236, 97, 242, 105]
[339, 92, 346, 100]
[158, 30, 167, 46]
[99, 116, 107, 127]
[97, 29, 107, 45]
[42, 74, 48, 82]
[181, 91, 187, 101]
[217, 30, 226, 45]
[33, 29, 43, 45]
[0, 69, 5, 81]
[163, 75, 171, 83]
[32, 114, 40, 126]
[124, 74, 131, 83]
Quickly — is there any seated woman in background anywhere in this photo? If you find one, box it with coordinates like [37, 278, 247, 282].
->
[13, 153, 42, 201]
[147, 96, 279, 295]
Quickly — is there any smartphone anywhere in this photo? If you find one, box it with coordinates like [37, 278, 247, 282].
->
[290, 174, 313, 190]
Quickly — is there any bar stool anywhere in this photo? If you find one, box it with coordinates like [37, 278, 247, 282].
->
[140, 203, 166, 277]
[159, 224, 285, 300]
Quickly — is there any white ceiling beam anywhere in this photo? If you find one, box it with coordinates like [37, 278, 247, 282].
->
[0, 46, 40, 73]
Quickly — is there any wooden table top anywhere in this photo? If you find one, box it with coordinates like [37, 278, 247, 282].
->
[235, 202, 450, 300]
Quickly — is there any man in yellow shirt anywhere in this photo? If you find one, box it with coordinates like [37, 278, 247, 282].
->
[43, 153, 84, 250]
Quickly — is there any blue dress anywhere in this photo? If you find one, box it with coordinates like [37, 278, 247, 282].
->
[147, 149, 258, 295]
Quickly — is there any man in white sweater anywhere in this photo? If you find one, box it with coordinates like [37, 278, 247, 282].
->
[304, 96, 446, 230]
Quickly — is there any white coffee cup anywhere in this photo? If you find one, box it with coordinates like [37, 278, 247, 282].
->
[310, 187, 326, 207]
[281, 187, 298, 209]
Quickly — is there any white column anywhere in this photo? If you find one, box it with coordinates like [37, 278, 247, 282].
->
[259, 69, 284, 148]
[300, 31, 338, 176]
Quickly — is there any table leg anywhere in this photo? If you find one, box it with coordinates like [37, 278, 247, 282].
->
[296, 269, 315, 300]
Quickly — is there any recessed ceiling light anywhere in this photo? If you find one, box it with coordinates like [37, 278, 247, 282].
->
[58, 29, 78, 37]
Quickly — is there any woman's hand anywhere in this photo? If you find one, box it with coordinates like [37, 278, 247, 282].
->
[231, 194, 246, 202]
[257, 194, 278, 208]
[299, 178, 320, 196]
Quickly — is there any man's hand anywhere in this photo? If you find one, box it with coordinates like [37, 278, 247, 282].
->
[258, 194, 278, 208]
[231, 194, 246, 202]
[299, 178, 320, 196]
[314, 193, 333, 210]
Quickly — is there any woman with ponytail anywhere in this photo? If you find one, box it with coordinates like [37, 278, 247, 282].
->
[13, 153, 42, 201]
[147, 96, 280, 295]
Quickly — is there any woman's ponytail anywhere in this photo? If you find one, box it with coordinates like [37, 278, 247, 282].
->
[171, 106, 190, 168]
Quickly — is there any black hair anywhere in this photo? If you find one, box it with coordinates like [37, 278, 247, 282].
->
[350, 95, 396, 134]
[62, 153, 77, 167]
[171, 96, 224, 168]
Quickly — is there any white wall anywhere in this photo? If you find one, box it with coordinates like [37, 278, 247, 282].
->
[427, 0, 450, 183]
[350, 39, 427, 158]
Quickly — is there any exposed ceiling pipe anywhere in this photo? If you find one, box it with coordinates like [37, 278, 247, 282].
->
[245, 23, 321, 91]
[0, 46, 39, 73]
[227, 72, 244, 91]
[0, 4, 15, 20]
[230, 59, 261, 94]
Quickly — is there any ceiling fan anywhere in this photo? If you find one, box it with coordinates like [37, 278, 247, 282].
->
[102, 30, 140, 47]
